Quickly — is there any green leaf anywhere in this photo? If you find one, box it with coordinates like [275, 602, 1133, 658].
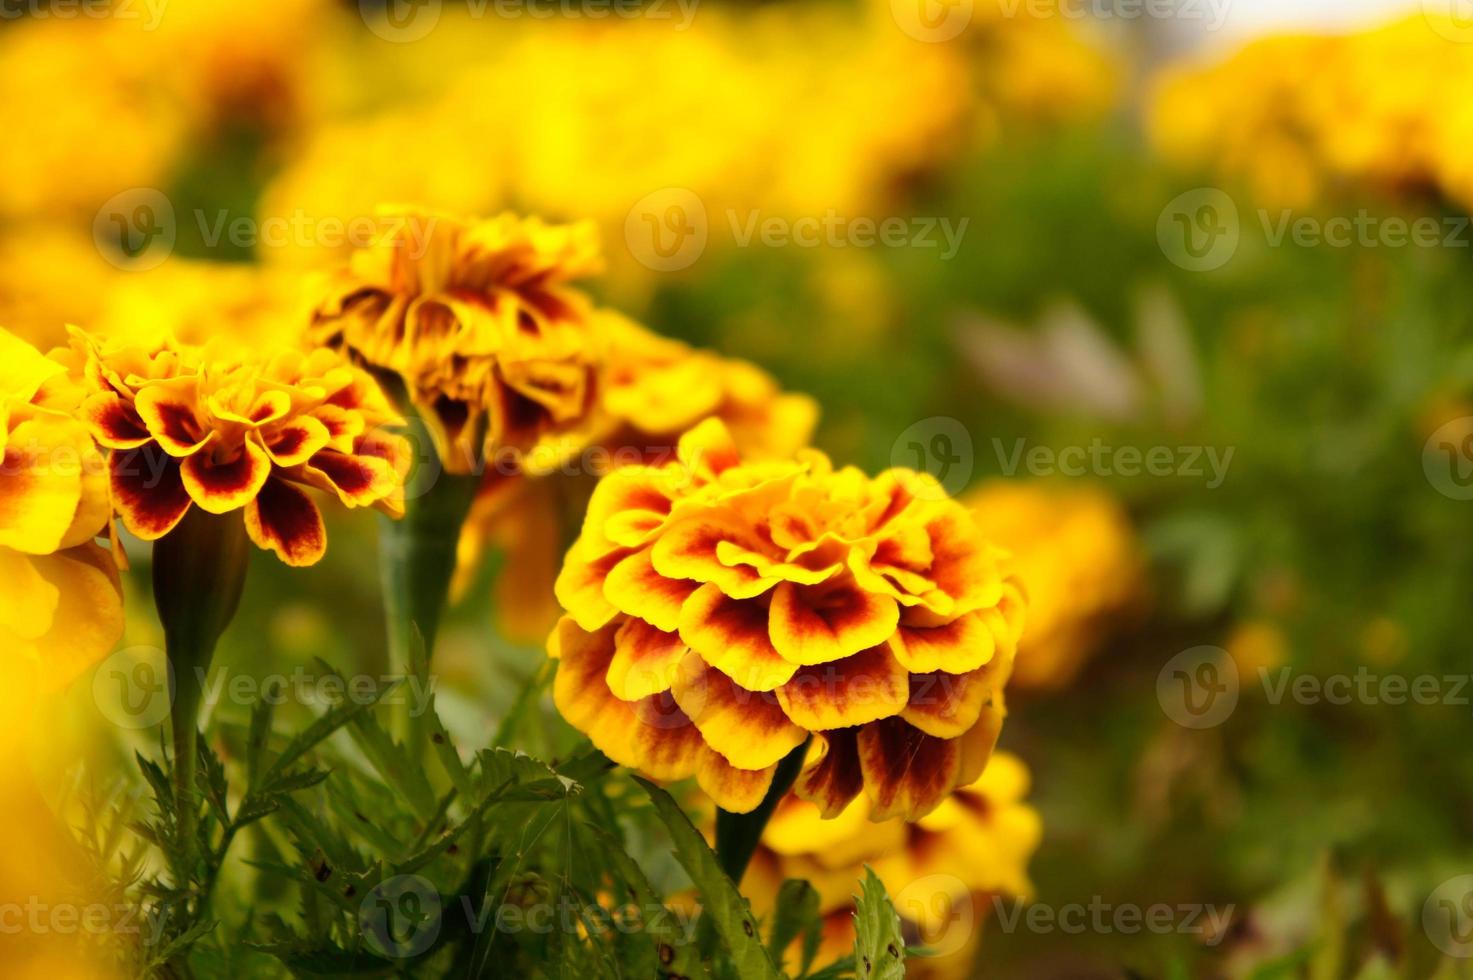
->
[768, 878, 823, 977]
[583, 822, 710, 979]
[852, 868, 905, 980]
[633, 776, 781, 980]
[258, 675, 396, 790]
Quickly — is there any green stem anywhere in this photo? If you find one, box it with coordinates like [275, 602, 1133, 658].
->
[714, 738, 811, 885]
[378, 463, 480, 748]
[152, 508, 250, 874]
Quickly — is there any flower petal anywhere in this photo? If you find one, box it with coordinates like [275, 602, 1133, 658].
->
[888, 608, 996, 674]
[678, 582, 799, 692]
[553, 544, 632, 632]
[79, 392, 151, 449]
[775, 644, 909, 731]
[181, 439, 272, 514]
[109, 446, 192, 541]
[262, 416, 332, 467]
[671, 651, 806, 770]
[857, 717, 963, 821]
[245, 478, 326, 566]
[794, 729, 864, 818]
[301, 449, 397, 508]
[602, 546, 700, 632]
[606, 617, 688, 701]
[694, 747, 775, 815]
[653, 513, 779, 599]
[134, 379, 212, 457]
[769, 579, 899, 667]
[900, 661, 1007, 739]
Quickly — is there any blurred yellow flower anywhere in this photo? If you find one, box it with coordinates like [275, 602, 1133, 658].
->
[967, 481, 1139, 690]
[747, 752, 1042, 979]
[1226, 619, 1288, 678]
[549, 419, 1024, 817]
[71, 329, 409, 566]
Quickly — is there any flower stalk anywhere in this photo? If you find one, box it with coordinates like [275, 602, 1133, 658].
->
[152, 507, 250, 856]
[714, 738, 810, 885]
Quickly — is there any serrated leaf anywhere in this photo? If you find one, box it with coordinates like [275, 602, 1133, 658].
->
[853, 868, 905, 980]
[768, 878, 823, 976]
[260, 679, 396, 789]
[634, 777, 781, 980]
[583, 822, 709, 980]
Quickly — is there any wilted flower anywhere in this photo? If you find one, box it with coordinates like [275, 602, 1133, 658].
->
[967, 481, 1139, 689]
[548, 419, 1024, 817]
[0, 329, 121, 688]
[70, 329, 408, 566]
[748, 752, 1042, 979]
[309, 209, 604, 473]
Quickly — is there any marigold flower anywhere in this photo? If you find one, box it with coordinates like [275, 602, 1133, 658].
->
[548, 419, 1024, 818]
[747, 753, 1041, 979]
[966, 481, 1139, 689]
[70, 329, 409, 567]
[309, 209, 604, 474]
[0, 328, 121, 688]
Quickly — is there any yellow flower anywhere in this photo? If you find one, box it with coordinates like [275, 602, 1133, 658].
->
[549, 419, 1024, 818]
[966, 481, 1140, 690]
[310, 209, 604, 474]
[746, 752, 1042, 980]
[0, 328, 121, 690]
[70, 328, 409, 567]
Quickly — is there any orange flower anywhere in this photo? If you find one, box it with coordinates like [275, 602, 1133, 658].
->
[70, 329, 409, 566]
[548, 419, 1024, 818]
[309, 209, 604, 474]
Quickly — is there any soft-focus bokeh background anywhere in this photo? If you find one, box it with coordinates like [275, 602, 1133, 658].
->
[7, 0, 1473, 975]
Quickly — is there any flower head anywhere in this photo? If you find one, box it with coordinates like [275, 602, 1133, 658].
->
[0, 328, 121, 688]
[309, 209, 604, 474]
[70, 328, 409, 566]
[548, 419, 1024, 818]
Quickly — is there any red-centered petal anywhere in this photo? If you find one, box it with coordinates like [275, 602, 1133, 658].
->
[694, 746, 775, 815]
[857, 717, 963, 821]
[79, 392, 151, 449]
[794, 729, 864, 818]
[630, 692, 707, 781]
[134, 379, 211, 456]
[653, 513, 778, 599]
[678, 582, 799, 692]
[109, 445, 191, 541]
[768, 579, 900, 667]
[888, 608, 996, 674]
[671, 651, 807, 770]
[775, 644, 909, 731]
[302, 449, 396, 508]
[553, 544, 632, 632]
[578, 466, 675, 550]
[245, 478, 326, 566]
[900, 661, 1005, 739]
[312, 404, 366, 450]
[606, 617, 688, 701]
[181, 439, 272, 514]
[676, 417, 741, 481]
[602, 546, 699, 632]
[262, 416, 331, 467]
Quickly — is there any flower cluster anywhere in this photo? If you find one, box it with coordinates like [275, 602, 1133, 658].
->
[70, 329, 409, 566]
[748, 752, 1042, 979]
[310, 210, 603, 474]
[549, 419, 1025, 818]
[0, 329, 121, 688]
[1149, 15, 1473, 208]
[967, 481, 1139, 689]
